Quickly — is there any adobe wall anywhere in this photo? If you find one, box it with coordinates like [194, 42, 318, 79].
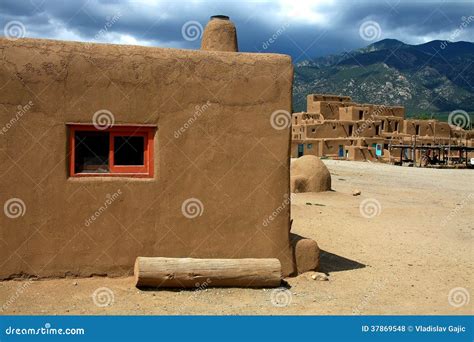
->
[293, 112, 322, 125]
[354, 137, 385, 147]
[305, 122, 349, 138]
[434, 121, 451, 138]
[339, 106, 370, 121]
[378, 117, 403, 133]
[0, 38, 295, 278]
[307, 101, 355, 119]
[345, 146, 376, 161]
[321, 139, 353, 156]
[354, 121, 382, 137]
[402, 120, 435, 136]
[290, 141, 321, 157]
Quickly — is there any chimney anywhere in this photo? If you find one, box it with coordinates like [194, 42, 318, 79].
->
[201, 15, 238, 52]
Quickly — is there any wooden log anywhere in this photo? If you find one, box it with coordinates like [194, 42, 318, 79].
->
[134, 257, 282, 288]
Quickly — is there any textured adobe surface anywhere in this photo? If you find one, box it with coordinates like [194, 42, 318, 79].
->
[290, 156, 332, 193]
[0, 37, 294, 278]
[201, 17, 238, 52]
[290, 234, 320, 274]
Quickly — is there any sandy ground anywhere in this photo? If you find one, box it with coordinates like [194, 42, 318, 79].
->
[1, 160, 472, 315]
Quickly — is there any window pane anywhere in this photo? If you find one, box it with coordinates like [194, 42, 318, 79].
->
[114, 136, 145, 165]
[74, 131, 109, 173]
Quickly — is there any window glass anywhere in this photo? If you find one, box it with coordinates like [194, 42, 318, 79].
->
[114, 136, 145, 165]
[74, 131, 109, 173]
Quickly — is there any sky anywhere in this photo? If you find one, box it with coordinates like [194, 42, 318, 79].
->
[1, 0, 473, 62]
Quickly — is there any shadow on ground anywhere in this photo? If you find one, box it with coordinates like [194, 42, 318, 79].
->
[318, 250, 366, 274]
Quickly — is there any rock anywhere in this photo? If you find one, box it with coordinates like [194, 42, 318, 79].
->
[72, 281, 78, 286]
[352, 189, 361, 196]
[312, 273, 329, 281]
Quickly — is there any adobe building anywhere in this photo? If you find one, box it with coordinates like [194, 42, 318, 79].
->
[0, 16, 299, 279]
[292, 94, 473, 166]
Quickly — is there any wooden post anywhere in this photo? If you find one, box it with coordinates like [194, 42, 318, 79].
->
[412, 135, 417, 167]
[134, 257, 282, 288]
[448, 130, 451, 165]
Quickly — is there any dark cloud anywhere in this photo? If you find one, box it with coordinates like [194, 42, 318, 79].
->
[0, 0, 473, 61]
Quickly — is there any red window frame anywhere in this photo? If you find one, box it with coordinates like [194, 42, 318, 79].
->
[68, 124, 155, 178]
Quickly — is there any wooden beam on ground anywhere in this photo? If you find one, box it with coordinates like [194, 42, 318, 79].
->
[134, 257, 282, 288]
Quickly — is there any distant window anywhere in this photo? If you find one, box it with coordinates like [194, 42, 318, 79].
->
[307, 143, 313, 149]
[358, 110, 364, 120]
[416, 124, 420, 135]
[312, 128, 316, 133]
[69, 125, 155, 177]
[348, 125, 353, 136]
[394, 122, 399, 132]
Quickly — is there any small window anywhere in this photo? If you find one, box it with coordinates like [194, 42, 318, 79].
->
[69, 125, 155, 177]
[312, 128, 316, 133]
[348, 125, 353, 136]
[307, 143, 313, 149]
[358, 110, 364, 120]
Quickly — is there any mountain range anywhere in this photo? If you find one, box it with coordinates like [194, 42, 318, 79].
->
[293, 39, 474, 120]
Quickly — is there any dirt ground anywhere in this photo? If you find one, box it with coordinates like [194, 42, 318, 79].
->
[1, 160, 472, 315]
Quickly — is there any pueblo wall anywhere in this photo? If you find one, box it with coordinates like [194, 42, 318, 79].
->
[0, 38, 295, 278]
